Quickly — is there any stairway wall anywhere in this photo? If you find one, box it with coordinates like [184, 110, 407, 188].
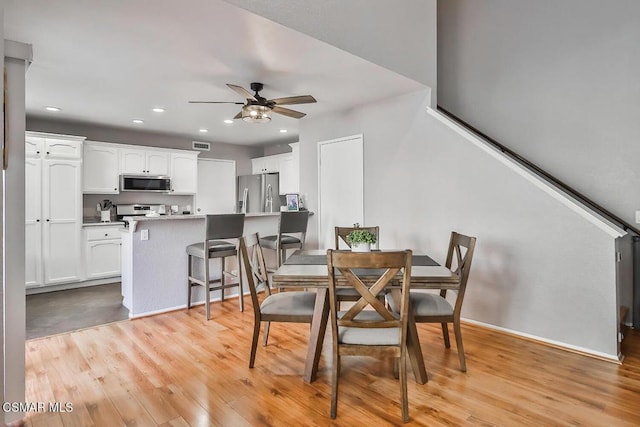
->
[438, 0, 640, 227]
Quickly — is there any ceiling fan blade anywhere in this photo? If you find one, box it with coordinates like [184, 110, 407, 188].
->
[227, 84, 257, 101]
[233, 111, 243, 119]
[268, 95, 317, 105]
[188, 101, 245, 104]
[272, 106, 306, 119]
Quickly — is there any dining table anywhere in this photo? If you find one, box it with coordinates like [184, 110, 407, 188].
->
[271, 249, 460, 384]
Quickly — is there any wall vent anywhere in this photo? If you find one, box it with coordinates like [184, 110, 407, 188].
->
[192, 141, 211, 151]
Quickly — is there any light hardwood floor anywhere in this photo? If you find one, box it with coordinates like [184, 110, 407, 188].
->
[22, 295, 640, 426]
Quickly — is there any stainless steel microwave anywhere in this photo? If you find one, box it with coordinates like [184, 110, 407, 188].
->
[120, 174, 171, 192]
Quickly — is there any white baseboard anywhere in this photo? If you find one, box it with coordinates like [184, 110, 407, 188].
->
[26, 277, 121, 295]
[463, 318, 621, 363]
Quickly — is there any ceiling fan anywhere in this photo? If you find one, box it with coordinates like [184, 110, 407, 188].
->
[189, 82, 317, 123]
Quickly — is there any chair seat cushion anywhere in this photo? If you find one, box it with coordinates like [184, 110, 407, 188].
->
[260, 291, 316, 316]
[387, 292, 454, 317]
[186, 240, 237, 258]
[260, 234, 302, 249]
[337, 311, 400, 346]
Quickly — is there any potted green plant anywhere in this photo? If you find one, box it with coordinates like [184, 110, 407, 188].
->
[346, 228, 377, 252]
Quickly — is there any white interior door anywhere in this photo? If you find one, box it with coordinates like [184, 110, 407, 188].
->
[195, 159, 237, 214]
[318, 134, 364, 250]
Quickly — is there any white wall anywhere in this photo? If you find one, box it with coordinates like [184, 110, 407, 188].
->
[299, 89, 621, 358]
[438, 0, 640, 227]
[3, 40, 32, 425]
[224, 0, 437, 104]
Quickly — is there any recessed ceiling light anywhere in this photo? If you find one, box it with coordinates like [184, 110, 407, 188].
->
[45, 106, 61, 112]
[199, 128, 208, 133]
[152, 107, 165, 113]
[132, 119, 144, 124]
[223, 119, 233, 124]
[279, 129, 288, 133]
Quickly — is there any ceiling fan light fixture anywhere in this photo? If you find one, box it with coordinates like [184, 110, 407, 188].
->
[242, 104, 271, 123]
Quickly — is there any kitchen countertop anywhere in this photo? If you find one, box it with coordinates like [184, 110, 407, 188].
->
[82, 218, 125, 227]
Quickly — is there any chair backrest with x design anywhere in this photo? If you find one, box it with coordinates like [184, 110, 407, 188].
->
[239, 233, 272, 311]
[327, 250, 412, 341]
[443, 232, 476, 313]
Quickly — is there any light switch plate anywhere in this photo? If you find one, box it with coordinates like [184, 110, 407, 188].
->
[141, 229, 149, 240]
[636, 211, 640, 224]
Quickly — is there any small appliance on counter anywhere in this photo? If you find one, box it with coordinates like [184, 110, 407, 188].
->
[116, 204, 167, 220]
[98, 200, 114, 222]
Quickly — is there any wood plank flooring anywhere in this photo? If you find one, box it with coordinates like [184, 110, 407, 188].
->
[22, 295, 640, 426]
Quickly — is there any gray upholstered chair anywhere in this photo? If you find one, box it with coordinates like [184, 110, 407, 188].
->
[388, 231, 476, 372]
[239, 233, 316, 368]
[327, 249, 413, 423]
[260, 211, 309, 270]
[186, 213, 245, 320]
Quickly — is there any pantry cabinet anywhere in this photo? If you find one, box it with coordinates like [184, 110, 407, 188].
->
[25, 132, 85, 288]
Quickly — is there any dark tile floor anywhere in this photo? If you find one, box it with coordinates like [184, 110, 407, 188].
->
[26, 283, 129, 340]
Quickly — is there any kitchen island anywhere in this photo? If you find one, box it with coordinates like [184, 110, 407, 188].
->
[120, 212, 285, 318]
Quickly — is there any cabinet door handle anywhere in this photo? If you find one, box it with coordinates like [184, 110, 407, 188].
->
[46, 151, 50, 155]
[114, 188, 117, 191]
[105, 233, 108, 237]
[46, 219, 50, 222]
[36, 151, 40, 154]
[36, 219, 40, 222]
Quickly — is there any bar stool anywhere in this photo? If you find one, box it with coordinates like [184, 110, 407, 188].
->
[260, 211, 309, 270]
[187, 213, 245, 320]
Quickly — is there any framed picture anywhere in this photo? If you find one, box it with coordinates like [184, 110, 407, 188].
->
[286, 194, 299, 211]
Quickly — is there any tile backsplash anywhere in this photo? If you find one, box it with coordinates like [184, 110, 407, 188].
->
[83, 193, 194, 219]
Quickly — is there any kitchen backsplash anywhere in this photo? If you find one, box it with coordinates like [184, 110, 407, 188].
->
[83, 194, 194, 219]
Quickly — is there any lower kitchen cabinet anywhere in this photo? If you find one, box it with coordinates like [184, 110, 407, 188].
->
[84, 226, 122, 279]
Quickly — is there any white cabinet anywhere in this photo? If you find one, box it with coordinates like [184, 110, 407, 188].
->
[25, 132, 85, 288]
[83, 141, 119, 193]
[42, 159, 83, 284]
[84, 226, 121, 279]
[251, 153, 292, 175]
[25, 157, 43, 288]
[279, 143, 299, 195]
[121, 148, 169, 175]
[170, 152, 199, 194]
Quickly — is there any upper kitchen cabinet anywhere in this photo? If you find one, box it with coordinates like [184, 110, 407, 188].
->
[169, 151, 199, 194]
[83, 141, 119, 194]
[120, 147, 169, 176]
[252, 153, 289, 174]
[26, 132, 83, 160]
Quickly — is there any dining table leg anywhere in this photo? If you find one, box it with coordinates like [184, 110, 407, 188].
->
[303, 288, 329, 383]
[406, 310, 428, 384]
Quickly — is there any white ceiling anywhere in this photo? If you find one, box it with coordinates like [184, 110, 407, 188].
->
[4, 0, 425, 146]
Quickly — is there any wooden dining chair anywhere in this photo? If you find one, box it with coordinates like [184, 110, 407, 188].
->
[239, 233, 316, 369]
[388, 231, 476, 372]
[327, 249, 412, 423]
[334, 225, 380, 250]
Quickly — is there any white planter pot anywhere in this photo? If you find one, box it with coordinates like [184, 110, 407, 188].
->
[351, 242, 371, 252]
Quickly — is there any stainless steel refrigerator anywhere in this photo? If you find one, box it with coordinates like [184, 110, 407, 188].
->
[237, 173, 280, 213]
